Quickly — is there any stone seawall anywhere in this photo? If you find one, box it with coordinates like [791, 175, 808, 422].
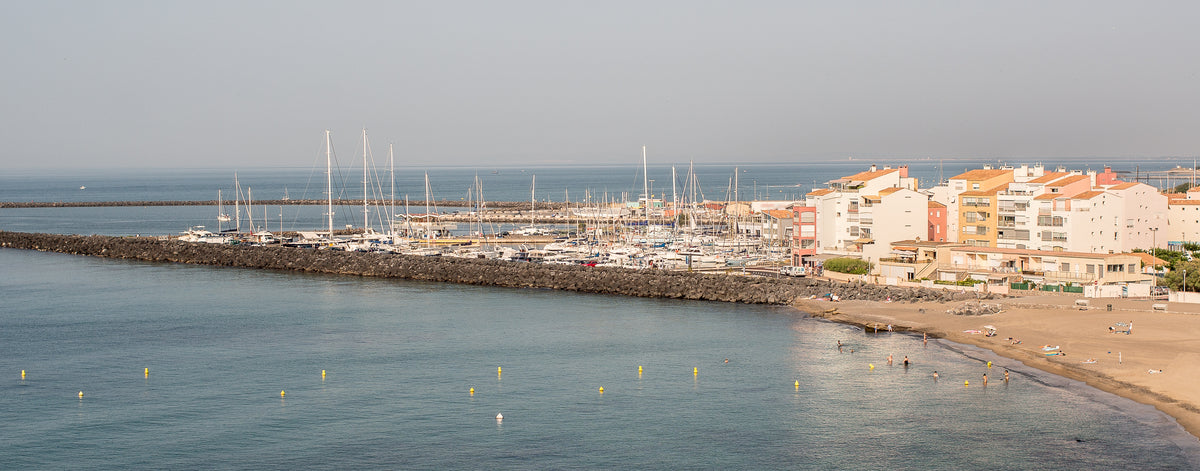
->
[0, 231, 978, 305]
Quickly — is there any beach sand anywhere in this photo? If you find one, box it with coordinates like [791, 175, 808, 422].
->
[796, 293, 1200, 440]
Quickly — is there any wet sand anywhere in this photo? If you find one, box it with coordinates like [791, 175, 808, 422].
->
[796, 294, 1200, 440]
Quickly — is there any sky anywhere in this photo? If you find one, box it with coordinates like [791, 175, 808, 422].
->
[2, 1, 1198, 169]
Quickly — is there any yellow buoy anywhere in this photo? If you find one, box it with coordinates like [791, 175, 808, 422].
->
[794, 381, 800, 389]
[987, 361, 992, 368]
[144, 368, 149, 377]
[280, 390, 286, 397]
[693, 367, 698, 376]
[638, 365, 643, 373]
[469, 388, 475, 395]
[869, 364, 875, 370]
[21, 370, 26, 379]
[322, 370, 326, 379]
[964, 380, 969, 387]
[599, 387, 604, 393]
[498, 366, 502, 375]
[78, 391, 83, 398]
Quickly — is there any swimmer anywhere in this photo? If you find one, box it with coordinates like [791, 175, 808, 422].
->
[724, 358, 729, 364]
[902, 356, 910, 366]
[887, 354, 893, 365]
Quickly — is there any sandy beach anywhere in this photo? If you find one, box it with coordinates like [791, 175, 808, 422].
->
[796, 293, 1200, 440]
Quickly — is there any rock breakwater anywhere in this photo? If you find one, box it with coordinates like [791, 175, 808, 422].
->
[0, 231, 978, 305]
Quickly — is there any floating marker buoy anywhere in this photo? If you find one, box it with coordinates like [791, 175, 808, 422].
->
[638, 365, 643, 373]
[794, 381, 800, 388]
[599, 387, 604, 393]
[498, 367, 502, 374]
[987, 361, 992, 368]
[280, 390, 286, 397]
[469, 388, 474, 395]
[964, 380, 969, 386]
[322, 370, 326, 379]
[144, 368, 149, 377]
[693, 367, 698, 376]
[78, 391, 83, 398]
[869, 364, 875, 370]
[496, 413, 503, 421]
[21, 370, 26, 379]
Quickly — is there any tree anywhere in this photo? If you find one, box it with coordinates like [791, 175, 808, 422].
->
[824, 257, 871, 275]
[1149, 248, 1185, 271]
[1175, 182, 1194, 193]
[1162, 260, 1200, 292]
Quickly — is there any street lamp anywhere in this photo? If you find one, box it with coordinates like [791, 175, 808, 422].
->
[1151, 227, 1159, 286]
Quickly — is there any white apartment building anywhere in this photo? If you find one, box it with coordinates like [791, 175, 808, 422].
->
[1166, 189, 1200, 245]
[1026, 181, 1165, 253]
[804, 165, 923, 263]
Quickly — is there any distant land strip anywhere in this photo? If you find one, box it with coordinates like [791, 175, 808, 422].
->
[0, 200, 521, 209]
[0, 231, 978, 306]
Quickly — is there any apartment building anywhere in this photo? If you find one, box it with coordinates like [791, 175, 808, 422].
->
[803, 165, 924, 264]
[928, 201, 947, 242]
[945, 168, 1014, 243]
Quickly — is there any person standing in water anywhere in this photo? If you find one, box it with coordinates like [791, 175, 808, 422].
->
[902, 356, 910, 366]
[932, 371, 939, 380]
[887, 354, 893, 366]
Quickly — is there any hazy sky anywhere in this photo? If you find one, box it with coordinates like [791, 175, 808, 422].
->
[2, 1, 1198, 169]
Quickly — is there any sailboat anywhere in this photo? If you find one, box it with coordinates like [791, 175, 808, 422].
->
[217, 189, 232, 223]
[513, 174, 549, 236]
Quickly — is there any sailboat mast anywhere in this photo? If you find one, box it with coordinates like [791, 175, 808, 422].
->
[234, 172, 241, 233]
[642, 146, 649, 232]
[247, 188, 253, 232]
[217, 189, 223, 233]
[389, 143, 395, 239]
[326, 130, 334, 240]
[425, 172, 431, 240]
[671, 166, 677, 227]
[363, 128, 369, 232]
[531, 174, 536, 228]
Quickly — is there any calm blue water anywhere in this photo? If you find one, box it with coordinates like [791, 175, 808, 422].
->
[3, 165, 1199, 468]
[1, 249, 1198, 469]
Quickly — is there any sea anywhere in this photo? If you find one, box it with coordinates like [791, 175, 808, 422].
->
[3, 159, 1200, 469]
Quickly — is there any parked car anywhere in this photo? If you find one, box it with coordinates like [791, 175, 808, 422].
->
[779, 266, 807, 277]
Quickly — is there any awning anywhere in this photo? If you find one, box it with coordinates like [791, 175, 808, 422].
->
[853, 238, 875, 244]
[891, 250, 916, 256]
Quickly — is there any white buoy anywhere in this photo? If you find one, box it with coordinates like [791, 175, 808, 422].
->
[496, 413, 503, 421]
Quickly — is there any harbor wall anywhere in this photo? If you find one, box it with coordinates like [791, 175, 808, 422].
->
[0, 231, 979, 306]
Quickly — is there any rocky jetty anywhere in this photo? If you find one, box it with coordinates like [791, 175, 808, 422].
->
[0, 231, 978, 306]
